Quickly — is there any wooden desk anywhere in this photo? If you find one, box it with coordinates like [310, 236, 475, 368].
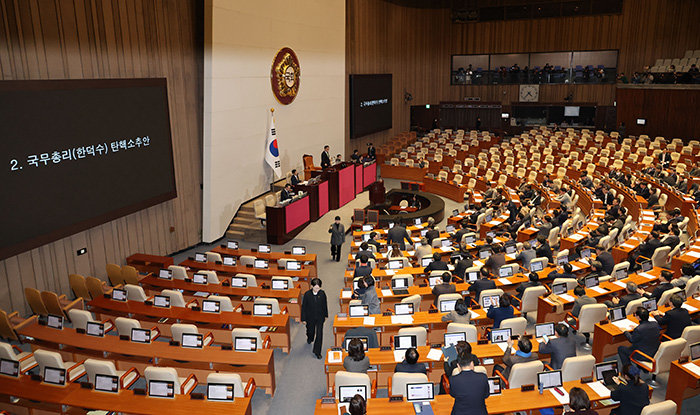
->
[389, 205, 418, 213]
[266, 194, 311, 244]
[127, 253, 174, 274]
[212, 246, 317, 276]
[380, 164, 428, 182]
[88, 296, 291, 352]
[138, 274, 302, 320]
[423, 177, 466, 202]
[314, 380, 613, 414]
[0, 375, 252, 415]
[179, 259, 311, 291]
[18, 319, 277, 395]
[294, 177, 329, 222]
[666, 360, 700, 413]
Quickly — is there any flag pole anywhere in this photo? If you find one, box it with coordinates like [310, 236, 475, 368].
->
[270, 107, 275, 193]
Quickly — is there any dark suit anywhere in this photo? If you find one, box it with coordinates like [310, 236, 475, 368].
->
[425, 260, 449, 274]
[301, 289, 328, 355]
[661, 235, 680, 249]
[659, 152, 672, 168]
[469, 279, 496, 302]
[290, 174, 301, 186]
[354, 250, 375, 261]
[638, 238, 661, 259]
[453, 259, 472, 280]
[425, 228, 440, 245]
[487, 306, 514, 329]
[515, 281, 541, 299]
[602, 192, 614, 206]
[618, 320, 660, 366]
[280, 188, 293, 202]
[394, 360, 427, 374]
[536, 241, 553, 263]
[485, 253, 506, 275]
[387, 226, 412, 250]
[646, 193, 659, 208]
[654, 307, 692, 339]
[597, 251, 614, 275]
[618, 293, 642, 310]
[432, 283, 457, 307]
[343, 326, 379, 349]
[538, 333, 586, 369]
[646, 282, 674, 302]
[571, 295, 596, 317]
[353, 265, 372, 278]
[449, 370, 489, 415]
[320, 150, 331, 168]
[500, 346, 537, 379]
[610, 382, 650, 415]
[367, 239, 381, 249]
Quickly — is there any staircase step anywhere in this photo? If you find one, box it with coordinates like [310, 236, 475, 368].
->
[226, 230, 245, 239]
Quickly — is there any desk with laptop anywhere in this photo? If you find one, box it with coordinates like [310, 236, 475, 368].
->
[212, 242, 318, 276]
[665, 346, 700, 412]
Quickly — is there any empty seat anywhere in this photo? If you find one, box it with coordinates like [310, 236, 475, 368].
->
[34, 349, 86, 382]
[144, 366, 197, 395]
[85, 358, 140, 389]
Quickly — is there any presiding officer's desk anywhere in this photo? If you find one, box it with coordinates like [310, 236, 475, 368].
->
[314, 380, 616, 415]
[137, 274, 302, 321]
[666, 359, 700, 413]
[0, 375, 252, 415]
[591, 296, 700, 362]
[212, 245, 318, 276]
[332, 309, 522, 347]
[179, 258, 312, 292]
[126, 253, 174, 274]
[17, 317, 277, 395]
[266, 194, 311, 245]
[87, 296, 291, 352]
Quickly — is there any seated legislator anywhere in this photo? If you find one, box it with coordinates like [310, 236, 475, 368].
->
[353, 255, 373, 278]
[367, 232, 381, 250]
[536, 235, 553, 263]
[571, 285, 596, 317]
[444, 341, 480, 378]
[343, 338, 369, 373]
[617, 307, 660, 367]
[341, 394, 366, 415]
[651, 293, 692, 339]
[452, 251, 473, 280]
[565, 387, 598, 415]
[425, 224, 440, 246]
[548, 263, 576, 280]
[354, 242, 376, 261]
[280, 183, 294, 202]
[424, 252, 448, 274]
[343, 326, 379, 349]
[672, 263, 695, 289]
[394, 347, 427, 374]
[493, 336, 537, 380]
[538, 323, 586, 370]
[595, 245, 614, 276]
[485, 244, 506, 276]
[442, 298, 471, 324]
[610, 364, 650, 415]
[515, 242, 536, 270]
[449, 351, 489, 415]
[350, 149, 361, 162]
[352, 275, 381, 315]
[638, 270, 674, 302]
[605, 282, 641, 309]
[515, 272, 542, 299]
[415, 238, 433, 259]
[486, 293, 514, 329]
[468, 267, 496, 301]
[432, 272, 457, 306]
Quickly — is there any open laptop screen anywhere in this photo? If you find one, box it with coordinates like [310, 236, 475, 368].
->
[552, 283, 567, 295]
[344, 337, 369, 351]
[227, 240, 239, 250]
[47, 314, 63, 329]
[292, 246, 306, 255]
[158, 269, 173, 280]
[440, 299, 457, 312]
[499, 266, 513, 277]
[253, 304, 273, 316]
[479, 249, 492, 259]
[482, 295, 500, 308]
[153, 295, 170, 308]
[421, 257, 433, 267]
[349, 304, 369, 317]
[642, 298, 657, 312]
[271, 279, 289, 290]
[388, 259, 404, 270]
[609, 306, 625, 322]
[690, 342, 700, 361]
[181, 333, 203, 349]
[230, 277, 247, 288]
[195, 253, 206, 262]
[490, 328, 511, 343]
[254, 259, 269, 269]
[488, 377, 501, 395]
[111, 288, 127, 301]
[43, 367, 66, 385]
[0, 359, 19, 377]
[202, 299, 221, 313]
[286, 261, 301, 270]
[130, 328, 151, 343]
[557, 255, 568, 266]
[467, 271, 479, 282]
[595, 361, 618, 381]
[223, 256, 236, 266]
[584, 275, 599, 288]
[258, 244, 271, 253]
[530, 261, 543, 272]
[392, 277, 408, 289]
[86, 321, 105, 337]
[406, 383, 434, 402]
[192, 273, 208, 284]
[234, 337, 257, 352]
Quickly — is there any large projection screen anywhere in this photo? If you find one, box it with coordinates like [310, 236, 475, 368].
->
[349, 74, 392, 138]
[0, 78, 176, 260]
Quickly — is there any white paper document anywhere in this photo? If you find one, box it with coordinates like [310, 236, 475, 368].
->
[559, 294, 575, 303]
[391, 315, 414, 325]
[327, 350, 343, 363]
[549, 388, 570, 405]
[473, 260, 484, 267]
[569, 234, 585, 241]
[682, 362, 700, 377]
[426, 349, 443, 361]
[620, 243, 635, 249]
[497, 278, 511, 285]
[487, 220, 500, 226]
[638, 272, 656, 279]
[385, 270, 395, 276]
[393, 350, 405, 362]
[440, 247, 453, 253]
[363, 317, 375, 326]
[587, 381, 611, 398]
[612, 318, 638, 332]
[381, 289, 393, 297]
[470, 310, 480, 319]
[685, 251, 700, 258]
[613, 280, 627, 288]
[682, 303, 698, 313]
[407, 251, 415, 256]
[590, 286, 608, 294]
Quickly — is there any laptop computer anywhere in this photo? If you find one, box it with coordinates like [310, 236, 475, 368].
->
[46, 314, 63, 330]
[111, 288, 127, 301]
[258, 244, 271, 253]
[609, 306, 626, 322]
[641, 298, 657, 312]
[394, 334, 417, 350]
[222, 256, 236, 266]
[689, 341, 700, 360]
[505, 244, 517, 255]
[227, 240, 239, 250]
[479, 249, 492, 259]
[557, 255, 569, 266]
[158, 269, 173, 280]
[271, 279, 289, 290]
[584, 275, 599, 288]
[530, 261, 544, 272]
[202, 299, 220, 313]
[153, 295, 170, 308]
[488, 377, 501, 395]
[442, 240, 452, 248]
[286, 260, 301, 271]
[362, 224, 373, 232]
[292, 246, 306, 255]
[499, 266, 513, 278]
[254, 259, 269, 269]
[395, 303, 414, 315]
[0, 358, 19, 377]
[388, 259, 404, 270]
[421, 257, 433, 267]
[446, 224, 456, 233]
[444, 332, 466, 348]
[466, 271, 479, 282]
[640, 259, 653, 272]
[86, 321, 105, 337]
[537, 370, 563, 391]
[181, 333, 203, 349]
[195, 253, 207, 262]
[482, 295, 500, 309]
[595, 361, 619, 390]
[207, 383, 234, 401]
[551, 282, 567, 295]
[615, 268, 627, 280]
[464, 235, 476, 244]
[253, 304, 273, 316]
[43, 366, 66, 386]
[230, 276, 247, 288]
[428, 276, 441, 287]
[193, 273, 208, 284]
[234, 337, 257, 352]
[130, 328, 151, 343]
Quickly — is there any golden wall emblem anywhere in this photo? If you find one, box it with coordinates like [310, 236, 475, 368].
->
[271, 47, 300, 105]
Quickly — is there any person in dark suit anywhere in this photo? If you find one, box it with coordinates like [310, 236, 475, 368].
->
[601, 187, 614, 206]
[646, 191, 659, 209]
[548, 263, 576, 280]
[432, 272, 457, 307]
[637, 230, 661, 260]
[536, 215, 553, 238]
[366, 232, 381, 250]
[469, 267, 497, 301]
[301, 278, 328, 359]
[449, 351, 489, 415]
[354, 242, 375, 261]
[617, 307, 660, 366]
[515, 272, 541, 299]
[394, 348, 427, 374]
[290, 169, 301, 186]
[320, 145, 331, 168]
[280, 183, 294, 202]
[538, 323, 586, 370]
[328, 216, 345, 261]
[387, 222, 412, 250]
[659, 149, 672, 169]
[366, 142, 376, 160]
[536, 235, 553, 263]
[639, 270, 675, 302]
[652, 293, 692, 339]
[606, 282, 642, 310]
[661, 227, 681, 249]
[495, 336, 537, 379]
[350, 149, 361, 163]
[610, 364, 649, 415]
[425, 224, 440, 245]
[486, 293, 514, 329]
[353, 255, 373, 278]
[453, 220, 470, 243]
[485, 244, 506, 275]
[452, 253, 473, 280]
[424, 252, 448, 274]
[579, 173, 593, 189]
[516, 242, 536, 270]
[595, 245, 614, 275]
[343, 326, 379, 349]
[569, 285, 596, 318]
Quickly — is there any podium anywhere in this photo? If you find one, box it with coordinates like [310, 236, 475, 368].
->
[294, 177, 329, 222]
[265, 195, 311, 244]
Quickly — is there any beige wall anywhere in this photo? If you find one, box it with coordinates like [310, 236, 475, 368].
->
[203, 0, 346, 242]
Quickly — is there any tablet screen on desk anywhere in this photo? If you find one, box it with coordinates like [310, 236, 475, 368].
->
[292, 246, 306, 255]
[349, 304, 369, 317]
[362, 224, 373, 232]
[111, 288, 127, 302]
[446, 225, 455, 233]
[584, 275, 599, 288]
[339, 385, 367, 402]
[421, 257, 433, 267]
[47, 314, 63, 330]
[415, 219, 422, 226]
[253, 304, 273, 316]
[464, 235, 476, 244]
[537, 370, 563, 389]
[535, 323, 555, 338]
[193, 273, 208, 284]
[181, 333, 203, 349]
[499, 266, 513, 277]
[195, 253, 207, 262]
[394, 335, 417, 350]
[490, 328, 511, 343]
[43, 367, 66, 386]
[0, 359, 19, 377]
[482, 295, 500, 309]
[505, 244, 517, 254]
[153, 295, 170, 308]
[428, 276, 441, 287]
[344, 337, 369, 351]
[207, 383, 234, 401]
[86, 321, 105, 337]
[441, 240, 452, 248]
[642, 298, 657, 312]
[557, 255, 568, 266]
[479, 249, 492, 259]
[444, 332, 466, 347]
[530, 261, 543, 272]
[148, 380, 174, 398]
[158, 269, 173, 280]
[609, 306, 625, 322]
[286, 261, 301, 271]
[552, 282, 567, 295]
[640, 260, 652, 272]
[615, 268, 627, 279]
[230, 277, 247, 288]
[689, 342, 700, 361]
[271, 279, 289, 290]
[392, 277, 408, 289]
[254, 259, 269, 269]
[467, 271, 479, 282]
[406, 382, 434, 402]
[595, 361, 618, 381]
[488, 377, 501, 395]
[258, 244, 271, 253]
[395, 303, 414, 315]
[580, 248, 591, 259]
[131, 328, 151, 343]
[95, 374, 119, 393]
[388, 260, 404, 270]
[227, 240, 239, 250]
[202, 299, 221, 313]
[234, 337, 257, 352]
[223, 256, 236, 266]
[440, 299, 457, 312]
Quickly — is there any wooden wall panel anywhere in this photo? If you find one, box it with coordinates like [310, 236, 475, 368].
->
[345, 0, 700, 152]
[616, 87, 700, 139]
[0, 0, 203, 315]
